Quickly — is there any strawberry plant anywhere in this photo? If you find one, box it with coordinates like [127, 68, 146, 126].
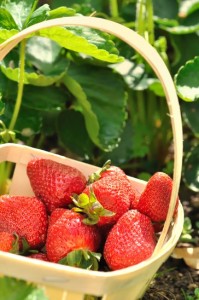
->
[0, 276, 48, 300]
[0, 0, 125, 193]
[175, 56, 199, 193]
[182, 288, 199, 300]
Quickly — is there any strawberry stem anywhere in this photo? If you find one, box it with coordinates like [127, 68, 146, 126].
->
[87, 160, 111, 185]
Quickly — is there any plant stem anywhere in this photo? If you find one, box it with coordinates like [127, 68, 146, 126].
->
[136, 0, 146, 37]
[109, 0, 119, 18]
[135, 0, 146, 64]
[147, 90, 156, 124]
[146, 0, 154, 45]
[23, 0, 39, 29]
[128, 90, 138, 125]
[136, 91, 146, 123]
[8, 39, 26, 131]
[0, 162, 12, 195]
[36, 133, 45, 149]
[136, 0, 154, 44]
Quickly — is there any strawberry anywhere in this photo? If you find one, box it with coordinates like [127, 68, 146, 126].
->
[0, 231, 19, 253]
[28, 253, 49, 261]
[137, 172, 179, 222]
[27, 158, 87, 213]
[130, 187, 141, 209]
[0, 195, 48, 249]
[46, 209, 101, 264]
[103, 209, 156, 270]
[73, 161, 136, 227]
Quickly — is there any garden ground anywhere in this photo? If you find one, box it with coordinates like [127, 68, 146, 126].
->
[143, 189, 199, 300]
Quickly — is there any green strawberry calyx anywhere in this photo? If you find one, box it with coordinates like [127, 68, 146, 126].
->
[58, 249, 102, 271]
[19, 237, 39, 256]
[72, 187, 115, 225]
[87, 160, 111, 184]
[9, 233, 20, 254]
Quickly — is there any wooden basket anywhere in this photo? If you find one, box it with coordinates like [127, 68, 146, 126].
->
[0, 17, 184, 300]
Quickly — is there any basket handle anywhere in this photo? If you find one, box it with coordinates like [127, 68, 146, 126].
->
[0, 16, 183, 254]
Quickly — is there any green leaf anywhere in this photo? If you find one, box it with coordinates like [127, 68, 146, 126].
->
[1, 65, 66, 86]
[57, 109, 94, 159]
[1, 0, 34, 30]
[63, 64, 127, 151]
[72, 187, 115, 225]
[182, 101, 199, 137]
[1, 37, 68, 86]
[175, 56, 199, 102]
[0, 69, 18, 98]
[16, 106, 42, 136]
[154, 17, 178, 27]
[25, 287, 49, 300]
[112, 60, 146, 89]
[51, 0, 102, 15]
[183, 144, 199, 192]
[38, 26, 123, 63]
[152, 0, 179, 19]
[100, 120, 134, 165]
[0, 276, 48, 300]
[22, 85, 67, 111]
[1, 66, 67, 86]
[148, 80, 165, 97]
[159, 23, 199, 34]
[40, 110, 60, 136]
[112, 60, 163, 93]
[171, 33, 199, 73]
[182, 217, 193, 234]
[0, 8, 18, 30]
[47, 6, 76, 19]
[157, 8, 199, 34]
[1, 102, 42, 136]
[25, 4, 50, 28]
[59, 249, 101, 271]
[0, 28, 19, 43]
[130, 123, 150, 158]
[62, 74, 100, 149]
[25, 36, 68, 76]
[179, 0, 199, 18]
[194, 288, 199, 297]
[76, 193, 90, 207]
[1, 36, 68, 87]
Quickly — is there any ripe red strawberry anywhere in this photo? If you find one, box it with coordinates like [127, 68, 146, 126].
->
[46, 209, 101, 264]
[0, 231, 19, 253]
[130, 187, 141, 209]
[137, 172, 179, 222]
[74, 161, 136, 227]
[27, 158, 87, 213]
[0, 195, 48, 249]
[103, 210, 156, 270]
[28, 253, 49, 261]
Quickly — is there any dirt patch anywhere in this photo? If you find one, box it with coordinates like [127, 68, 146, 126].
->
[143, 257, 199, 299]
[143, 190, 199, 300]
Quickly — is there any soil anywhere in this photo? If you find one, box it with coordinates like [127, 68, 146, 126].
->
[143, 258, 199, 300]
[143, 190, 199, 300]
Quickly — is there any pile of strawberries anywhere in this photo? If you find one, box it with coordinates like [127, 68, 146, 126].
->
[0, 158, 178, 271]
